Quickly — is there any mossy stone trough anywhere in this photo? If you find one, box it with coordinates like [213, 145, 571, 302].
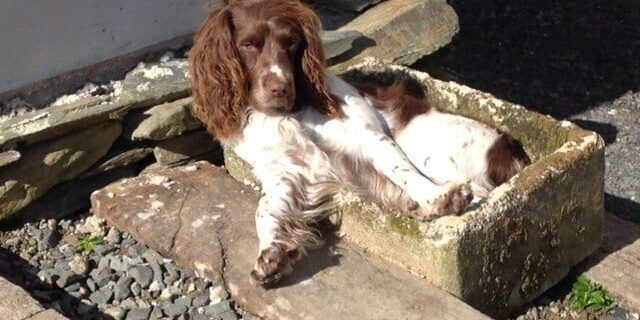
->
[223, 59, 605, 318]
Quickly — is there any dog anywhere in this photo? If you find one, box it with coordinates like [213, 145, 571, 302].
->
[188, 0, 529, 286]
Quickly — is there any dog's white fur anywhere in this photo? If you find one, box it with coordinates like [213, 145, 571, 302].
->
[227, 74, 505, 261]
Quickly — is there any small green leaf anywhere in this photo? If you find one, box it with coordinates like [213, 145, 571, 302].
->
[570, 276, 616, 312]
[75, 235, 104, 254]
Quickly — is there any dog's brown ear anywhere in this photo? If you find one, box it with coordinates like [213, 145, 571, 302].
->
[189, 3, 248, 141]
[294, 2, 344, 119]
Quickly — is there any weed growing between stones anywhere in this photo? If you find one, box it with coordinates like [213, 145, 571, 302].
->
[570, 276, 616, 312]
[75, 236, 104, 254]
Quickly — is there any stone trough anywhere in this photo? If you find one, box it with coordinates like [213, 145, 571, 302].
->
[224, 59, 605, 317]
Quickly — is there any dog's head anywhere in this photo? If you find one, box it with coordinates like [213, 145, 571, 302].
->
[189, 0, 342, 140]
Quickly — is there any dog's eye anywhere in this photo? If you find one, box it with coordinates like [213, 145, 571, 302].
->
[287, 37, 300, 48]
[243, 42, 255, 49]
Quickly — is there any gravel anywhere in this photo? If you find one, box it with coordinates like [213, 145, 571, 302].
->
[0, 215, 250, 320]
[570, 91, 640, 223]
[129, 265, 153, 289]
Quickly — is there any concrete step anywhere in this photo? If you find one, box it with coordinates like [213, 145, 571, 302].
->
[90, 162, 490, 320]
[583, 212, 640, 313]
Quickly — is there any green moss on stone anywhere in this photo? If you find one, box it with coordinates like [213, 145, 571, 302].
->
[389, 214, 424, 241]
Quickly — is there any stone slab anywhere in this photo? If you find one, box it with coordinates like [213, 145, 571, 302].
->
[321, 0, 383, 12]
[330, 0, 459, 72]
[0, 61, 190, 148]
[80, 147, 153, 179]
[15, 165, 139, 224]
[127, 97, 202, 141]
[224, 60, 605, 318]
[26, 310, 68, 320]
[119, 60, 191, 110]
[153, 130, 221, 165]
[0, 121, 122, 220]
[584, 213, 640, 313]
[321, 30, 363, 60]
[0, 277, 45, 320]
[90, 163, 226, 284]
[91, 162, 490, 320]
[0, 150, 20, 167]
[0, 94, 114, 148]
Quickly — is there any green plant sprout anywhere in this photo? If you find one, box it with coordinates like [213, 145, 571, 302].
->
[570, 276, 616, 312]
[75, 235, 104, 254]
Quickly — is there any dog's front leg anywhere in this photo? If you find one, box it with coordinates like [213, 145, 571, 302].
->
[359, 131, 472, 219]
[250, 194, 300, 286]
[248, 158, 329, 287]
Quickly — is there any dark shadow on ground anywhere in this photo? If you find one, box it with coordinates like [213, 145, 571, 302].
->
[0, 248, 112, 320]
[414, 0, 640, 119]
[570, 119, 618, 145]
[270, 234, 343, 289]
[605, 193, 640, 224]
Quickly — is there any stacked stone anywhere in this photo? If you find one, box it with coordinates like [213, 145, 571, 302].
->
[0, 0, 459, 223]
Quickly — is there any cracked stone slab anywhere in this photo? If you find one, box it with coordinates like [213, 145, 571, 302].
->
[90, 163, 226, 284]
[224, 59, 606, 318]
[79, 147, 154, 179]
[91, 162, 490, 320]
[0, 95, 117, 148]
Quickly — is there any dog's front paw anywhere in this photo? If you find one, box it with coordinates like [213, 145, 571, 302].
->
[415, 183, 473, 221]
[250, 243, 298, 287]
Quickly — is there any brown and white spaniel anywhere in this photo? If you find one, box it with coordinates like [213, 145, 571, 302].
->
[189, 0, 529, 286]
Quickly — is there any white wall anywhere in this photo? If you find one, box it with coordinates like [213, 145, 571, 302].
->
[0, 0, 214, 93]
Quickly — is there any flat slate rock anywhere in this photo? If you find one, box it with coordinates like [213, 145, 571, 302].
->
[91, 163, 226, 284]
[320, 0, 383, 12]
[127, 97, 202, 142]
[584, 213, 640, 313]
[0, 150, 20, 167]
[153, 130, 221, 165]
[0, 277, 68, 320]
[91, 162, 489, 320]
[0, 61, 190, 149]
[0, 277, 45, 320]
[0, 121, 122, 220]
[26, 309, 69, 320]
[331, 0, 459, 71]
[119, 61, 191, 109]
[321, 30, 363, 60]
